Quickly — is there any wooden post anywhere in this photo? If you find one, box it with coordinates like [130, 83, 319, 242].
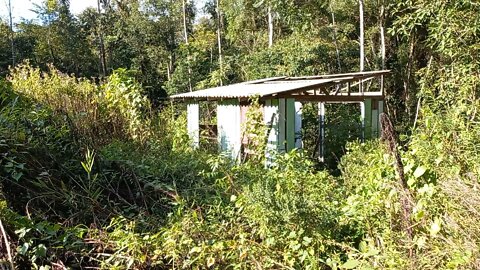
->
[187, 102, 200, 148]
[360, 102, 365, 141]
[294, 102, 303, 149]
[372, 100, 379, 138]
[319, 102, 326, 161]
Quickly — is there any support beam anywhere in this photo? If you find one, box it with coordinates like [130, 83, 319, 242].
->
[275, 93, 382, 103]
[372, 101, 379, 138]
[360, 102, 365, 141]
[319, 102, 326, 161]
[187, 103, 200, 148]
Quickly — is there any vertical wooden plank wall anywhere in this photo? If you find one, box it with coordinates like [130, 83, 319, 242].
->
[187, 102, 200, 148]
[217, 99, 241, 160]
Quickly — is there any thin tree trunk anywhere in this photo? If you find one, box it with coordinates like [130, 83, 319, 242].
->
[166, 62, 171, 80]
[268, 6, 273, 48]
[359, 0, 365, 94]
[216, 0, 223, 86]
[183, 0, 193, 92]
[8, 0, 15, 66]
[359, 0, 364, 72]
[97, 0, 107, 77]
[0, 219, 14, 270]
[380, 2, 386, 94]
[182, 0, 188, 44]
[331, 12, 341, 72]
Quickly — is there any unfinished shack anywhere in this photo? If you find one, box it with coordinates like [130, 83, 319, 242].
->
[170, 70, 390, 161]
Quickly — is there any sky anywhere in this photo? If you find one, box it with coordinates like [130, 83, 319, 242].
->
[1, 0, 207, 24]
[0, 0, 97, 23]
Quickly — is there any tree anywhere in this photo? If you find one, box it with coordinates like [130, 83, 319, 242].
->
[8, 0, 15, 66]
[216, 0, 223, 85]
[358, 0, 364, 72]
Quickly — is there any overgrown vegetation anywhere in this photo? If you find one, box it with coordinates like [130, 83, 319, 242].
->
[1, 0, 480, 269]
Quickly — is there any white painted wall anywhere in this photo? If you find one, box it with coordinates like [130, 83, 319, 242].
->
[264, 99, 279, 165]
[360, 102, 365, 141]
[187, 103, 199, 148]
[217, 100, 241, 160]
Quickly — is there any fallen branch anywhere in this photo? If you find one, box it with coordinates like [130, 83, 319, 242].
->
[0, 218, 14, 270]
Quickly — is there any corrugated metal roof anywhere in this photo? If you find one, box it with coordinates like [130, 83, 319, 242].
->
[170, 70, 390, 100]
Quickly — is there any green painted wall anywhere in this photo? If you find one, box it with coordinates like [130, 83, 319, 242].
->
[286, 98, 295, 151]
[364, 99, 372, 139]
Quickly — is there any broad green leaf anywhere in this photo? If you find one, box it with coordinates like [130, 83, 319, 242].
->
[430, 218, 442, 236]
[340, 259, 360, 269]
[19, 242, 30, 255]
[414, 166, 427, 178]
[12, 172, 23, 181]
[407, 177, 416, 187]
[35, 244, 47, 257]
[189, 246, 202, 254]
[207, 257, 215, 268]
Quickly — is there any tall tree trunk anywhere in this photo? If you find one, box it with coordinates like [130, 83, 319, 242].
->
[380, 2, 386, 94]
[359, 0, 365, 72]
[8, 0, 15, 66]
[359, 0, 365, 95]
[183, 0, 193, 92]
[97, 0, 107, 77]
[216, 0, 223, 86]
[182, 0, 189, 44]
[331, 11, 341, 72]
[268, 5, 273, 48]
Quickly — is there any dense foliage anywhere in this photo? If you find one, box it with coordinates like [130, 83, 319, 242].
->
[1, 0, 480, 269]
